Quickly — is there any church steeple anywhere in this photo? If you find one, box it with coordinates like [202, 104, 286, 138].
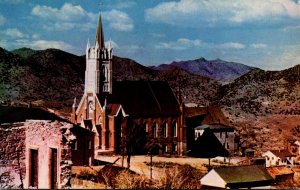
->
[95, 14, 105, 49]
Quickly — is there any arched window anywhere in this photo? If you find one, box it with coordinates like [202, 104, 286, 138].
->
[162, 121, 167, 137]
[152, 122, 158, 138]
[171, 121, 177, 137]
[143, 122, 148, 133]
[98, 116, 102, 124]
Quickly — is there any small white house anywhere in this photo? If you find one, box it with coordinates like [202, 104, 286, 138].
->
[200, 165, 273, 189]
[262, 149, 295, 167]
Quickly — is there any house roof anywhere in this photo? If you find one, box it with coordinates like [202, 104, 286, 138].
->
[267, 167, 294, 179]
[106, 104, 123, 116]
[269, 149, 295, 160]
[215, 165, 273, 186]
[0, 106, 66, 124]
[98, 80, 181, 117]
[190, 128, 229, 158]
[195, 124, 235, 132]
[185, 106, 231, 129]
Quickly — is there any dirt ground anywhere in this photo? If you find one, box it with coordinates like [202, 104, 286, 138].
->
[95, 155, 244, 180]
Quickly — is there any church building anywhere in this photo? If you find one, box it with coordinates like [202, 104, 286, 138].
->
[71, 14, 186, 156]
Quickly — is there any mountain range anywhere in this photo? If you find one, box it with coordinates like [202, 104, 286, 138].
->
[1, 46, 300, 153]
[152, 57, 255, 82]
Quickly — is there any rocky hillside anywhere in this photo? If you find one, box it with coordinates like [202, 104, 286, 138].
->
[0, 47, 222, 109]
[1, 48, 85, 107]
[153, 57, 254, 82]
[220, 65, 300, 116]
[219, 65, 300, 155]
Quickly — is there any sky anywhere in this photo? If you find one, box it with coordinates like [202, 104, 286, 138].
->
[0, 0, 300, 70]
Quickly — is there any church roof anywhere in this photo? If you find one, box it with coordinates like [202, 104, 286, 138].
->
[95, 14, 105, 48]
[99, 80, 181, 117]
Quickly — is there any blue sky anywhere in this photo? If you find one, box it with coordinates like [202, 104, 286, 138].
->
[0, 0, 300, 70]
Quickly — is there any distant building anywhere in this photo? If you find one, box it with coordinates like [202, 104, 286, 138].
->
[262, 149, 295, 167]
[200, 165, 274, 189]
[0, 106, 94, 189]
[267, 166, 294, 185]
[288, 140, 300, 155]
[71, 14, 186, 156]
[185, 106, 237, 154]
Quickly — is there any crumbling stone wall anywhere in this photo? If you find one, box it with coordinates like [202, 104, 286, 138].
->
[0, 123, 26, 189]
[1, 120, 93, 189]
[25, 120, 76, 189]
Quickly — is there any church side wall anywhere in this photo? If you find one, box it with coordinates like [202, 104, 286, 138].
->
[132, 116, 183, 155]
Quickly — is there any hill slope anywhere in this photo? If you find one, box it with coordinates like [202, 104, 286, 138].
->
[154, 57, 254, 82]
[220, 65, 300, 116]
[0, 47, 221, 108]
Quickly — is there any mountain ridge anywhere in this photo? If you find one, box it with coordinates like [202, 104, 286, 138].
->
[153, 57, 255, 82]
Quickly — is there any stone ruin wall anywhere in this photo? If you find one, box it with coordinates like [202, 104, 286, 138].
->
[0, 120, 77, 189]
[25, 120, 76, 189]
[0, 123, 26, 189]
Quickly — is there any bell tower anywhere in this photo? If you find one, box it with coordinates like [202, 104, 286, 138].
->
[85, 14, 113, 95]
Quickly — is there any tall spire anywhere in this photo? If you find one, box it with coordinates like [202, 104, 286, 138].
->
[95, 14, 105, 49]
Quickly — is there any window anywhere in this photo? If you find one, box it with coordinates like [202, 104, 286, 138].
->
[165, 145, 168, 153]
[172, 121, 177, 137]
[153, 122, 158, 138]
[71, 140, 77, 150]
[220, 132, 222, 138]
[88, 141, 92, 149]
[172, 144, 178, 152]
[98, 116, 102, 124]
[143, 122, 148, 133]
[162, 121, 167, 137]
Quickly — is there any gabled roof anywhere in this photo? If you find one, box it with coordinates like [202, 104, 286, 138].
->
[215, 165, 273, 187]
[269, 149, 295, 160]
[267, 167, 294, 179]
[106, 104, 127, 117]
[190, 128, 229, 158]
[98, 80, 181, 117]
[185, 106, 230, 127]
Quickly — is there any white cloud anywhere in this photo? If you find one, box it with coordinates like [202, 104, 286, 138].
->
[3, 28, 25, 38]
[14, 39, 72, 51]
[0, 40, 8, 47]
[0, 14, 6, 25]
[219, 42, 245, 49]
[251, 43, 267, 49]
[283, 25, 300, 31]
[155, 38, 245, 50]
[156, 38, 202, 50]
[31, 3, 96, 32]
[102, 9, 134, 31]
[253, 44, 300, 70]
[116, 1, 136, 9]
[32, 3, 94, 22]
[145, 0, 300, 27]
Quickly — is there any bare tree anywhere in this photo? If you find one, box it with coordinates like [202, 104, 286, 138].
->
[121, 118, 147, 169]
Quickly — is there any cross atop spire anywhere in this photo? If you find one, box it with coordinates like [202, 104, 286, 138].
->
[95, 14, 105, 49]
